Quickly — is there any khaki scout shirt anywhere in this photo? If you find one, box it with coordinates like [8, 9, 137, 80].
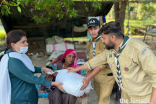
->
[88, 38, 112, 74]
[85, 38, 156, 96]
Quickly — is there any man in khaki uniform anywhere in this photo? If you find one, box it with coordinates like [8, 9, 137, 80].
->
[68, 22, 156, 104]
[86, 18, 115, 104]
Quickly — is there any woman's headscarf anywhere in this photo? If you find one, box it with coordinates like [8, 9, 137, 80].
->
[51, 49, 80, 74]
[60, 49, 79, 68]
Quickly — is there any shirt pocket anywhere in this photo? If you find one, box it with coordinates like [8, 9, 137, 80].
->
[120, 59, 138, 77]
[107, 58, 116, 72]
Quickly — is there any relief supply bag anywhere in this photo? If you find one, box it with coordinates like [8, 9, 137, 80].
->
[55, 69, 93, 96]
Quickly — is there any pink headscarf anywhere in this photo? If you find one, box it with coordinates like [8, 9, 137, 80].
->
[60, 49, 80, 74]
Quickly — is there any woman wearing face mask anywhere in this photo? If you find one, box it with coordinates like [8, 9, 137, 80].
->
[0, 30, 65, 104]
[48, 49, 80, 104]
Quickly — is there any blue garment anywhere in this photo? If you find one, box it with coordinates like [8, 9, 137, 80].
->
[102, 16, 106, 23]
[6, 49, 51, 104]
[87, 17, 92, 39]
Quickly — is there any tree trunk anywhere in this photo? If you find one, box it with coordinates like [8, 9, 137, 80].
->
[119, 1, 127, 33]
[114, 0, 128, 33]
[114, 1, 120, 23]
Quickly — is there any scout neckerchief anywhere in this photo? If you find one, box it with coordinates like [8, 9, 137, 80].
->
[92, 34, 102, 57]
[112, 35, 130, 89]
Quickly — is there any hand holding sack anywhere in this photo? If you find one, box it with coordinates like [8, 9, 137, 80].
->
[55, 69, 93, 96]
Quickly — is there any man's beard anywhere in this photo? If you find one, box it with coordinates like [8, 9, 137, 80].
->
[103, 41, 115, 50]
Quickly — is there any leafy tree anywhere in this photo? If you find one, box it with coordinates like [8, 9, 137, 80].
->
[0, 30, 6, 42]
[137, 3, 156, 20]
[0, 0, 105, 24]
[0, 0, 135, 34]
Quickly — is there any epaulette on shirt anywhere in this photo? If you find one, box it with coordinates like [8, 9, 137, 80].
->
[128, 38, 150, 52]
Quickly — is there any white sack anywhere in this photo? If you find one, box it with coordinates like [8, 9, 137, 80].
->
[55, 69, 93, 96]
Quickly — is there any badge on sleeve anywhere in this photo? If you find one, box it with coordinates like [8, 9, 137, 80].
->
[142, 48, 147, 55]
[110, 65, 112, 68]
[124, 67, 129, 71]
[109, 54, 112, 58]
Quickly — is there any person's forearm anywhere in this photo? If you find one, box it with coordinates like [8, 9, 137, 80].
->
[33, 66, 42, 73]
[149, 87, 156, 104]
[84, 51, 107, 70]
[86, 67, 101, 81]
[77, 65, 87, 71]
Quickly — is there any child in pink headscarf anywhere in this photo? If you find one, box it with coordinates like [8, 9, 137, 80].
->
[48, 49, 80, 104]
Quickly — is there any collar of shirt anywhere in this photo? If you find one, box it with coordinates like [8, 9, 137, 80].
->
[112, 40, 123, 54]
[112, 35, 130, 54]
[92, 38, 96, 42]
[92, 34, 102, 42]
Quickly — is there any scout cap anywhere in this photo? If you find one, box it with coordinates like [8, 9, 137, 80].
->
[87, 18, 100, 28]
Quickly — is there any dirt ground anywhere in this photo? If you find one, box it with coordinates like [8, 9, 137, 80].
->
[30, 36, 156, 104]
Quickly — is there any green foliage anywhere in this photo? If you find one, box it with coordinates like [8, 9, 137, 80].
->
[93, 2, 101, 10]
[0, 30, 6, 36]
[107, 1, 156, 35]
[0, 30, 6, 43]
[137, 3, 155, 20]
[17, 6, 21, 12]
[0, 0, 103, 24]
[127, 27, 136, 36]
[126, 3, 156, 21]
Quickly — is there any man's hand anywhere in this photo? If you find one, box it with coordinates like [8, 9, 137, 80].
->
[52, 82, 65, 91]
[149, 87, 156, 104]
[80, 77, 90, 91]
[148, 102, 155, 104]
[86, 70, 92, 77]
[42, 67, 53, 74]
[67, 65, 87, 73]
[77, 93, 89, 98]
[67, 67, 78, 73]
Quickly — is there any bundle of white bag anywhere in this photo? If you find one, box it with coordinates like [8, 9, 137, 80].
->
[55, 69, 93, 96]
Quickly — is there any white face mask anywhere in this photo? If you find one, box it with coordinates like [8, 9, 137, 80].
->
[14, 44, 28, 54]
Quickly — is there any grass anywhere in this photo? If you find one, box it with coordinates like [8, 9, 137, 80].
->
[106, 18, 156, 27]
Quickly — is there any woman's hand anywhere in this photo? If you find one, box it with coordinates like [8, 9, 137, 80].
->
[67, 67, 79, 73]
[53, 72, 58, 77]
[52, 82, 65, 91]
[41, 67, 53, 74]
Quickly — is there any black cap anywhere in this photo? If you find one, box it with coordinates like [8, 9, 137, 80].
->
[87, 18, 100, 28]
